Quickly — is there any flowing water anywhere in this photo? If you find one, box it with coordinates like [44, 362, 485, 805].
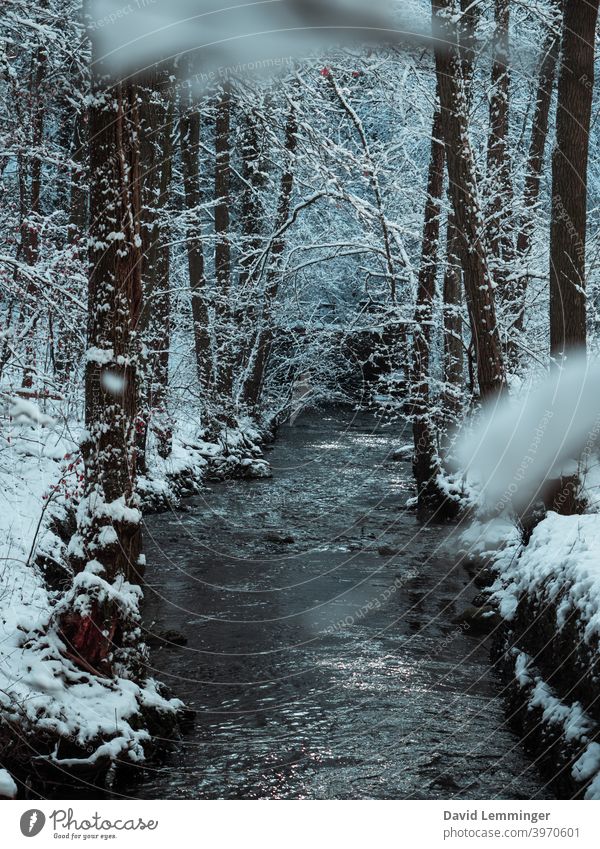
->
[129, 408, 549, 799]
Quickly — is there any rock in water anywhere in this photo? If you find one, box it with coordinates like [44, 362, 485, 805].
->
[265, 531, 295, 544]
[453, 605, 501, 633]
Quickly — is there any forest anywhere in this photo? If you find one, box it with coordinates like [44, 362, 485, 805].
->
[1, 0, 600, 802]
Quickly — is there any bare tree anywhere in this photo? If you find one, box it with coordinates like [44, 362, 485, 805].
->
[442, 219, 464, 441]
[214, 80, 233, 404]
[410, 101, 447, 508]
[546, 0, 599, 515]
[512, 1, 562, 340]
[139, 71, 174, 459]
[486, 0, 513, 266]
[180, 81, 212, 394]
[549, 0, 599, 359]
[242, 101, 298, 408]
[326, 69, 398, 303]
[432, 0, 506, 400]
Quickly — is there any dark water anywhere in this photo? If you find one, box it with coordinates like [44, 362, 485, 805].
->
[130, 408, 549, 799]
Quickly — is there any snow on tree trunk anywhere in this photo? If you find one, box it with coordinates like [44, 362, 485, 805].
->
[432, 0, 506, 401]
[410, 101, 446, 509]
[442, 215, 464, 447]
[59, 73, 144, 677]
[486, 0, 513, 267]
[511, 3, 561, 341]
[214, 80, 234, 405]
[179, 76, 212, 393]
[138, 71, 173, 461]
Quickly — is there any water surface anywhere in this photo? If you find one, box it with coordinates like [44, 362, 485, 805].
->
[132, 409, 549, 800]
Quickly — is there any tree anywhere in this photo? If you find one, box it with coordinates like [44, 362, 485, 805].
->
[549, 0, 600, 359]
[179, 77, 212, 392]
[214, 80, 234, 405]
[432, 0, 506, 400]
[17, 43, 46, 388]
[512, 1, 562, 341]
[59, 69, 144, 675]
[242, 99, 298, 409]
[547, 0, 600, 515]
[441, 216, 464, 446]
[326, 69, 398, 304]
[486, 0, 513, 267]
[440, 0, 477, 442]
[138, 70, 174, 460]
[410, 100, 447, 509]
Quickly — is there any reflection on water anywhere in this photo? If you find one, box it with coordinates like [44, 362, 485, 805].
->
[124, 408, 549, 800]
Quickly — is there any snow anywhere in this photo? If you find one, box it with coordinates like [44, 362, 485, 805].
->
[137, 413, 272, 508]
[85, 347, 114, 365]
[511, 649, 600, 797]
[83, 493, 142, 525]
[0, 411, 181, 771]
[460, 515, 520, 559]
[0, 769, 17, 798]
[462, 504, 600, 796]
[573, 743, 600, 784]
[0, 400, 270, 774]
[9, 397, 55, 427]
[490, 512, 600, 640]
[97, 525, 119, 546]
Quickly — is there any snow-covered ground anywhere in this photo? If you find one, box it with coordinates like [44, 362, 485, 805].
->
[489, 512, 600, 632]
[461, 510, 600, 798]
[0, 767, 17, 798]
[0, 398, 271, 794]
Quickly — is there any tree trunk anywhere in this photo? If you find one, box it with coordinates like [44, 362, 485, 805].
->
[547, 0, 599, 516]
[549, 0, 599, 359]
[411, 102, 447, 509]
[19, 44, 46, 389]
[151, 95, 174, 457]
[69, 109, 88, 243]
[138, 72, 173, 460]
[242, 103, 298, 409]
[486, 0, 513, 265]
[432, 0, 506, 400]
[20, 45, 45, 269]
[236, 107, 268, 377]
[438, 0, 472, 442]
[510, 7, 562, 343]
[60, 74, 144, 676]
[214, 80, 233, 403]
[179, 82, 211, 391]
[441, 215, 464, 446]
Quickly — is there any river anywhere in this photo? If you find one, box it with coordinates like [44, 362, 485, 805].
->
[128, 408, 549, 800]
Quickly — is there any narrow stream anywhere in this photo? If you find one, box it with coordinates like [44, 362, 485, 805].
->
[131, 408, 549, 799]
